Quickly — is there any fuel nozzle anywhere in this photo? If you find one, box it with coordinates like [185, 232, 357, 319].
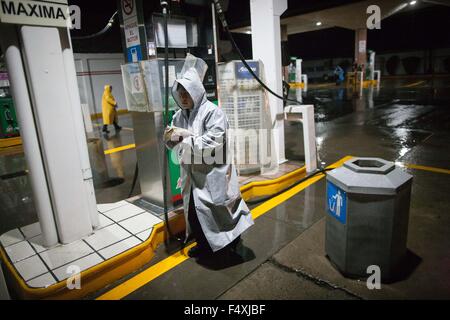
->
[160, 0, 168, 13]
[213, 0, 228, 28]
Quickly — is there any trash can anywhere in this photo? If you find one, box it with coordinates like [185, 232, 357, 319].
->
[325, 157, 413, 280]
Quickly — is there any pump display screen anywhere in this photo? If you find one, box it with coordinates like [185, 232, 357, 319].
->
[235, 61, 259, 80]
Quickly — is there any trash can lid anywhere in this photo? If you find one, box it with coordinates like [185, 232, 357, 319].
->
[327, 157, 413, 195]
[344, 157, 395, 175]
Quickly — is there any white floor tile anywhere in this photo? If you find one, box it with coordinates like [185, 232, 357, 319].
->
[0, 229, 24, 247]
[28, 235, 49, 253]
[97, 214, 114, 229]
[39, 240, 93, 270]
[118, 212, 162, 235]
[20, 222, 41, 239]
[5, 241, 36, 263]
[98, 237, 141, 260]
[14, 255, 48, 281]
[97, 200, 129, 213]
[53, 253, 104, 282]
[102, 203, 145, 222]
[135, 228, 153, 242]
[27, 273, 56, 288]
[84, 224, 131, 251]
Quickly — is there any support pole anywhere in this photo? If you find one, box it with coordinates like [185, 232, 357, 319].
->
[250, 0, 287, 164]
[19, 25, 94, 243]
[354, 28, 367, 70]
[0, 24, 58, 247]
[60, 28, 99, 229]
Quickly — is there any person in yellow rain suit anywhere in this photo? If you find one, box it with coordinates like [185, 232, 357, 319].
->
[101, 85, 122, 133]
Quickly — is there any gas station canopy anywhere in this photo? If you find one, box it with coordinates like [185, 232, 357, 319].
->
[230, 0, 450, 35]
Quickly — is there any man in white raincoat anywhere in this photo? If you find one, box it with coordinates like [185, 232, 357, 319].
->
[163, 67, 254, 258]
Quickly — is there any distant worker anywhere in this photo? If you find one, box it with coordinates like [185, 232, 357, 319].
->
[101, 85, 121, 134]
[163, 67, 254, 259]
[334, 65, 345, 85]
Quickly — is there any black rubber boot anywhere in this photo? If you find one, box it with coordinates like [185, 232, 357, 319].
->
[102, 125, 109, 133]
[113, 121, 122, 131]
[188, 245, 212, 258]
[229, 235, 242, 252]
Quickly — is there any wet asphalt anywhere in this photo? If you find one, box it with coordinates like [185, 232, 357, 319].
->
[1, 76, 449, 299]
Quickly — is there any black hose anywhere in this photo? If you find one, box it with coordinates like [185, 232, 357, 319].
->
[161, 1, 184, 244]
[71, 11, 118, 40]
[246, 168, 334, 206]
[212, 0, 302, 106]
[127, 163, 139, 198]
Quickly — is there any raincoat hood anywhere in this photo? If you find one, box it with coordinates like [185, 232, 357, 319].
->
[104, 85, 112, 93]
[172, 68, 206, 111]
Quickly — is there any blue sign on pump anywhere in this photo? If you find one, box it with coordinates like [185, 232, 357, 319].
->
[327, 181, 347, 224]
[127, 45, 142, 62]
[235, 61, 259, 79]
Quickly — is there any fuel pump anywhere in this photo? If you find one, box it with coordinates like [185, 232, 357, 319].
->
[117, 0, 219, 243]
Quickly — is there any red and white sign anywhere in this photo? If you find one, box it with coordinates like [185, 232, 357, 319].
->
[124, 20, 140, 48]
[121, 0, 140, 49]
[121, 0, 136, 18]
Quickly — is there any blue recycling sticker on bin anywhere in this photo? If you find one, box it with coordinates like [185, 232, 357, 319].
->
[327, 181, 347, 224]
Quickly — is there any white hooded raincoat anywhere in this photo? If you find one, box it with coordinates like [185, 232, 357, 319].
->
[168, 68, 254, 252]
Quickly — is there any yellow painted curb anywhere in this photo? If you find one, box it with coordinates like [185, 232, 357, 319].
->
[90, 109, 129, 121]
[288, 82, 305, 89]
[1, 158, 352, 300]
[104, 143, 136, 155]
[0, 136, 22, 148]
[96, 156, 354, 300]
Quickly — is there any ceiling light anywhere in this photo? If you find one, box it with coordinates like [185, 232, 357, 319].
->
[409, 1, 417, 5]
[316, 21, 322, 26]
[245, 30, 251, 34]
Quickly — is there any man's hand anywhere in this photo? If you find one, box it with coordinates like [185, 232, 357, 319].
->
[163, 126, 193, 149]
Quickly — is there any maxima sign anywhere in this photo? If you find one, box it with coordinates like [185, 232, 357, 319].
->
[0, 0, 69, 27]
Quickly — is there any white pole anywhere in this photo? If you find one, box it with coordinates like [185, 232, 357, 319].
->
[250, 0, 287, 164]
[60, 28, 99, 229]
[301, 105, 317, 173]
[295, 59, 302, 84]
[0, 24, 59, 247]
[301, 74, 308, 91]
[20, 25, 93, 243]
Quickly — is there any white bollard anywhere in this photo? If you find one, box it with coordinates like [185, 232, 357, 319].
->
[284, 105, 317, 173]
[374, 70, 381, 89]
[301, 74, 308, 91]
